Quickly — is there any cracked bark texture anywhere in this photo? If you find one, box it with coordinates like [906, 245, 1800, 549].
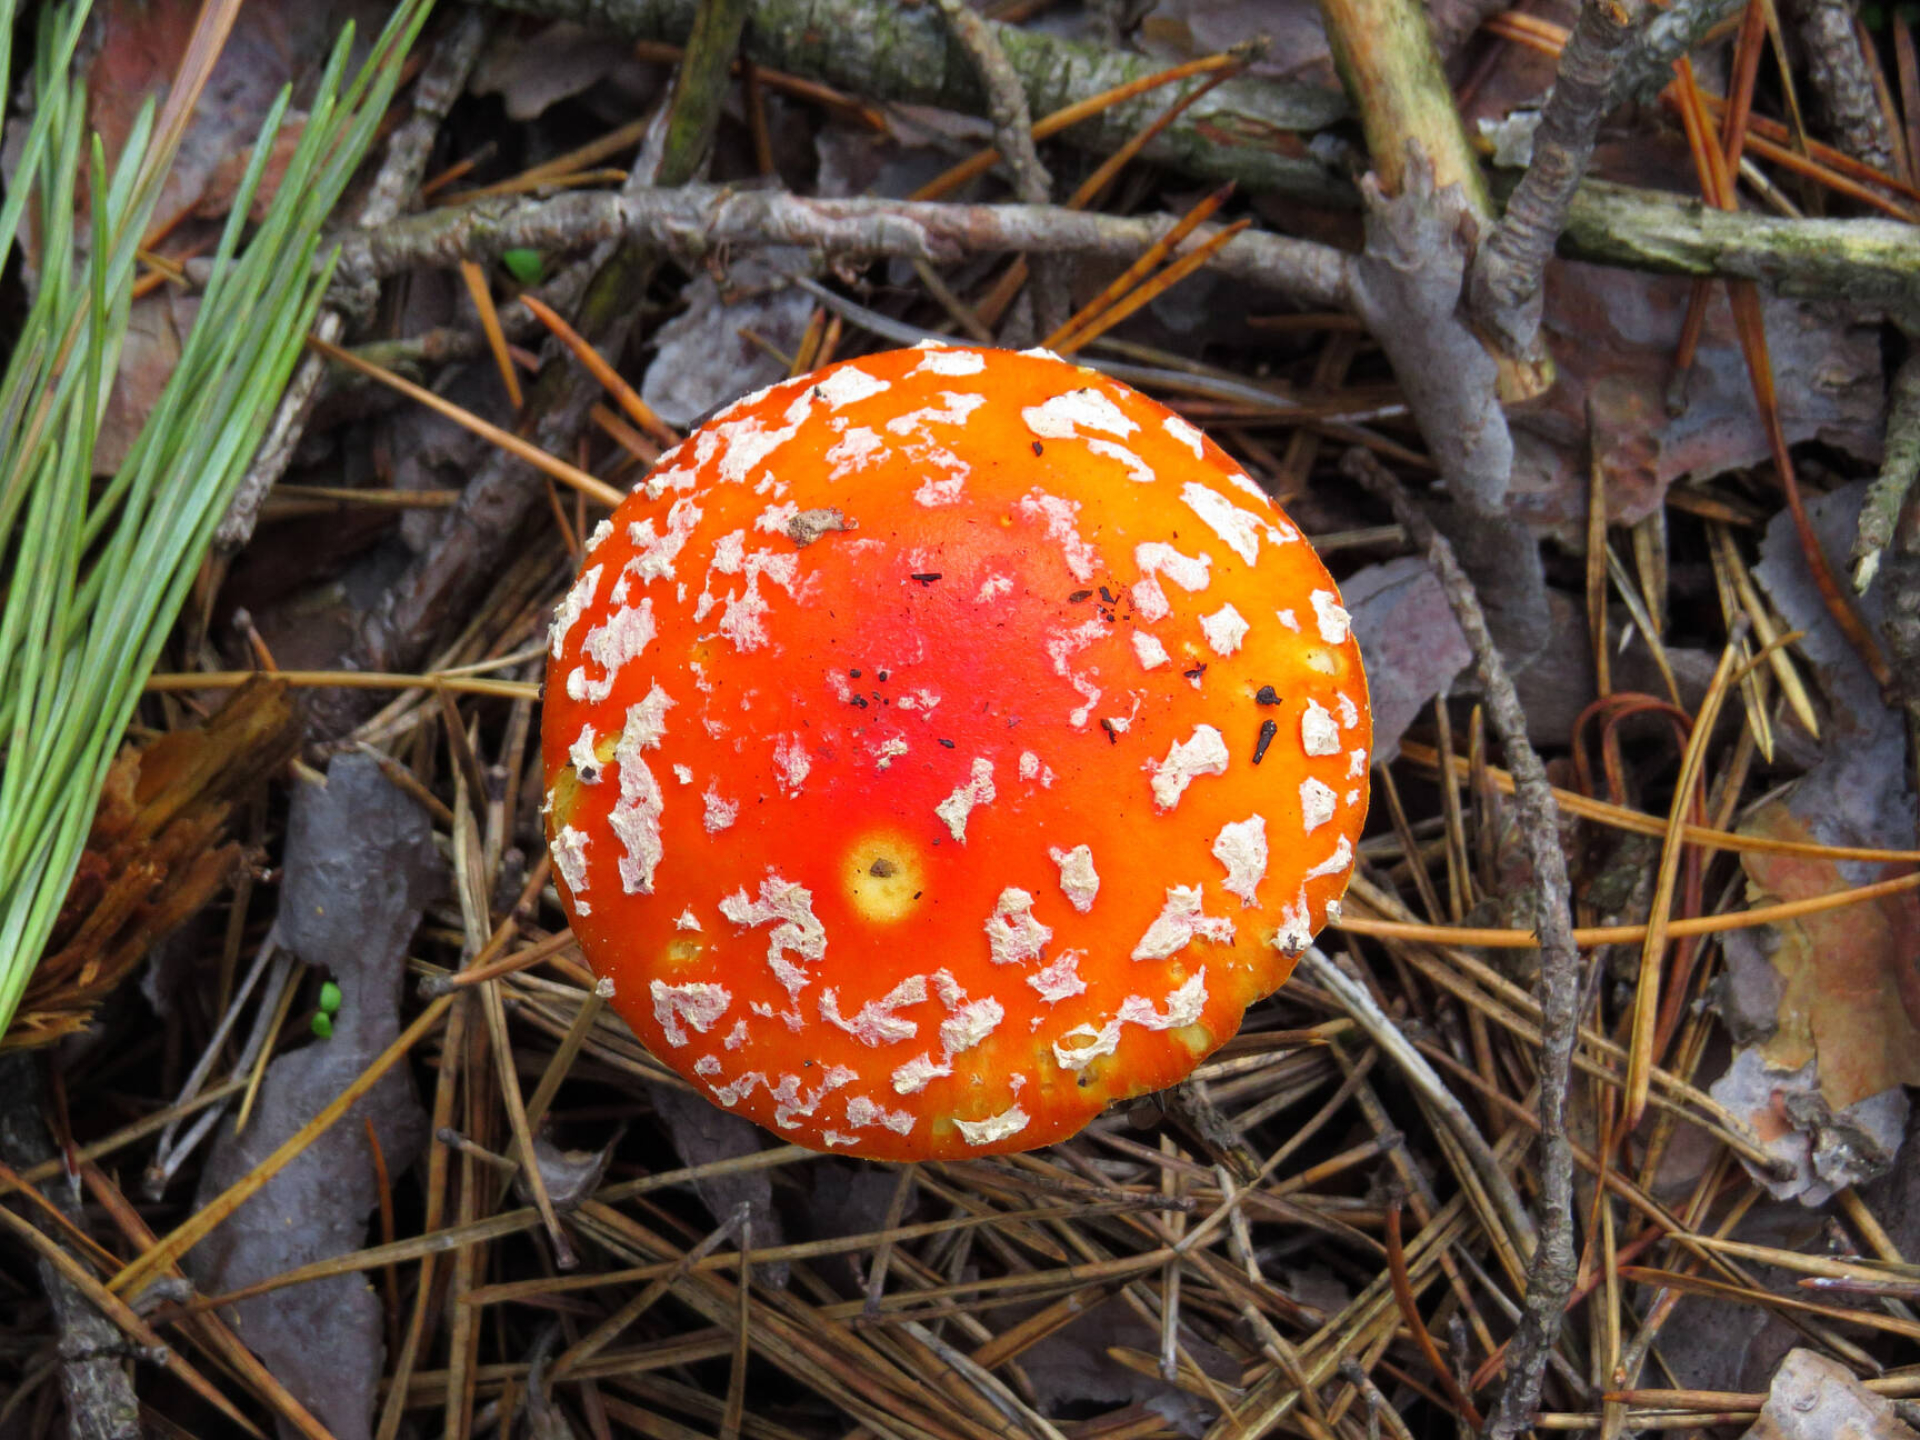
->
[928, 0, 1070, 338]
[1786, 0, 1899, 173]
[1557, 180, 1920, 308]
[1343, 452, 1579, 1440]
[1856, 348, 1920, 589]
[1608, 0, 1743, 104]
[474, 0, 1920, 300]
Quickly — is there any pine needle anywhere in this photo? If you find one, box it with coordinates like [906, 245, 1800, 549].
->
[0, 0, 433, 1039]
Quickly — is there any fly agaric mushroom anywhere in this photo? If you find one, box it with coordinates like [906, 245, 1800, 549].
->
[541, 344, 1369, 1160]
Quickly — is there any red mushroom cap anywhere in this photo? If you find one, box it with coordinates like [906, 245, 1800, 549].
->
[542, 345, 1370, 1159]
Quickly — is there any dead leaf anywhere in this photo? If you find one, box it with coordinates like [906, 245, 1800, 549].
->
[1137, 0, 1335, 85]
[1738, 804, 1920, 1111]
[1509, 264, 1883, 535]
[1344, 554, 1714, 755]
[519, 1130, 619, 1213]
[815, 115, 982, 200]
[192, 116, 308, 222]
[10, 678, 299, 1049]
[1017, 1297, 1236, 1433]
[73, 0, 387, 468]
[1753, 482, 1913, 842]
[1747, 1350, 1919, 1440]
[86, 0, 389, 230]
[648, 1082, 789, 1288]
[471, 21, 635, 121]
[641, 251, 818, 428]
[1343, 555, 1473, 762]
[1710, 801, 1919, 1203]
[93, 289, 194, 475]
[1709, 494, 1919, 1210]
[183, 754, 444, 1440]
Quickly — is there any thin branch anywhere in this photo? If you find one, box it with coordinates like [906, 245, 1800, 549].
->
[1608, 0, 1742, 106]
[1296, 947, 1537, 1255]
[1788, 0, 1899, 171]
[1342, 447, 1580, 1440]
[333, 185, 1357, 312]
[929, 0, 1067, 336]
[216, 9, 490, 550]
[931, 0, 1050, 208]
[655, 0, 755, 187]
[1472, 0, 1647, 353]
[310, 0, 757, 741]
[0, 1057, 142, 1440]
[1854, 347, 1920, 590]
[1348, 145, 1515, 512]
[479, 0, 1918, 295]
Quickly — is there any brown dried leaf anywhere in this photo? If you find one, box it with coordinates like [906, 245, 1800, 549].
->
[518, 1130, 618, 1213]
[1510, 264, 1883, 534]
[191, 117, 307, 221]
[648, 1082, 790, 1286]
[9, 679, 299, 1049]
[76, 0, 386, 466]
[1138, 0, 1335, 84]
[1739, 803, 1920, 1111]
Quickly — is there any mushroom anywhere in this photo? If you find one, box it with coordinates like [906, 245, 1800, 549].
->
[541, 344, 1370, 1160]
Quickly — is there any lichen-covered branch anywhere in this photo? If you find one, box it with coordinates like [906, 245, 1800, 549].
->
[1557, 179, 1920, 308]
[656, 0, 754, 184]
[1473, 0, 1646, 353]
[1314, 0, 1553, 400]
[1855, 349, 1920, 590]
[928, 0, 1067, 336]
[477, 0, 1352, 201]
[474, 0, 1920, 306]
[1863, 349, 1920, 715]
[1317, 0, 1488, 209]
[930, 0, 1049, 208]
[0, 1056, 141, 1440]
[1607, 0, 1742, 106]
[333, 185, 1359, 312]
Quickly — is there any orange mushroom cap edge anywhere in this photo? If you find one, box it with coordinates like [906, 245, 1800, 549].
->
[541, 344, 1370, 1161]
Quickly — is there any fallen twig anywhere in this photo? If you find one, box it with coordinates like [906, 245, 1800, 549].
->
[1787, 0, 1899, 171]
[334, 185, 1356, 311]
[930, 0, 1066, 335]
[1343, 448, 1580, 1440]
[217, 9, 490, 551]
[0, 1057, 141, 1440]
[1296, 948, 1537, 1255]
[1472, 0, 1647, 353]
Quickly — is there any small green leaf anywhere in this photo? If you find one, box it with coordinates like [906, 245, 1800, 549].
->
[318, 980, 343, 1014]
[501, 248, 545, 285]
[310, 1011, 334, 1040]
